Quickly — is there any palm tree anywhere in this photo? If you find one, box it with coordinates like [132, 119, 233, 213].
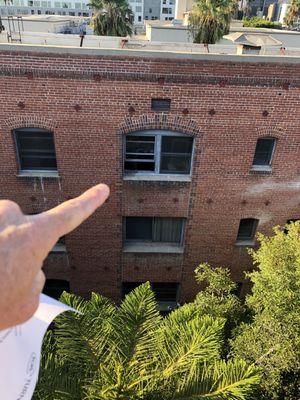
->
[33, 283, 260, 400]
[89, 0, 134, 37]
[188, 0, 235, 50]
[284, 0, 300, 27]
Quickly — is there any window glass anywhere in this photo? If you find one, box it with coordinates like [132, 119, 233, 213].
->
[253, 138, 275, 166]
[125, 217, 183, 244]
[126, 217, 153, 241]
[237, 218, 258, 240]
[15, 129, 57, 171]
[152, 283, 178, 302]
[125, 135, 155, 172]
[160, 136, 193, 174]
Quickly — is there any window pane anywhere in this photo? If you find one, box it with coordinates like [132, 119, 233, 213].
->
[152, 283, 178, 302]
[125, 135, 155, 172]
[153, 218, 183, 243]
[161, 136, 193, 154]
[16, 129, 57, 171]
[126, 141, 154, 154]
[237, 219, 258, 240]
[151, 99, 171, 111]
[253, 138, 275, 166]
[126, 217, 153, 240]
[122, 282, 141, 297]
[160, 154, 191, 174]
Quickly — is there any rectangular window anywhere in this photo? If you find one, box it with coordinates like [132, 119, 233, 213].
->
[160, 136, 193, 174]
[162, 7, 169, 14]
[124, 131, 193, 175]
[252, 138, 276, 166]
[125, 217, 184, 244]
[236, 218, 258, 241]
[122, 282, 178, 302]
[15, 128, 57, 172]
[151, 98, 171, 111]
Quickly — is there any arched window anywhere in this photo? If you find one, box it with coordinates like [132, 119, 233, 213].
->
[252, 137, 276, 168]
[14, 127, 57, 172]
[236, 218, 259, 242]
[124, 130, 194, 175]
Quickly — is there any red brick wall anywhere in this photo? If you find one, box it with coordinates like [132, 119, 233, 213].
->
[0, 49, 299, 302]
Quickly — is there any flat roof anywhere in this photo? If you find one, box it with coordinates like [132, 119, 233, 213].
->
[1, 15, 89, 22]
[0, 42, 299, 63]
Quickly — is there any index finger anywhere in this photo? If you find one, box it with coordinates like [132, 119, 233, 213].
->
[38, 183, 110, 240]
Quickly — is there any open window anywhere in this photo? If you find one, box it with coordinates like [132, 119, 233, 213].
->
[14, 127, 58, 176]
[252, 137, 276, 171]
[124, 130, 194, 179]
[236, 218, 258, 245]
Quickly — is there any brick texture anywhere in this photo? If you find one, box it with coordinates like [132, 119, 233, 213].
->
[0, 49, 299, 302]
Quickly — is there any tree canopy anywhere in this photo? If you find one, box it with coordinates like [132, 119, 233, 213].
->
[34, 283, 260, 400]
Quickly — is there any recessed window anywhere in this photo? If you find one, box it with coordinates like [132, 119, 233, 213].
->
[14, 128, 57, 172]
[236, 218, 258, 242]
[122, 282, 179, 311]
[125, 217, 184, 244]
[124, 131, 194, 175]
[151, 98, 171, 112]
[43, 279, 70, 300]
[252, 138, 276, 167]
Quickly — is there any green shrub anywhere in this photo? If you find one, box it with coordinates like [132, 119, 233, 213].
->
[243, 17, 282, 29]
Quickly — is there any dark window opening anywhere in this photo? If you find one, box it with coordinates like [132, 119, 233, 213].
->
[138, 15, 141, 21]
[122, 282, 178, 302]
[151, 98, 171, 112]
[14, 128, 57, 171]
[236, 218, 258, 241]
[43, 279, 70, 300]
[252, 138, 276, 166]
[124, 132, 194, 175]
[160, 136, 193, 174]
[125, 217, 184, 244]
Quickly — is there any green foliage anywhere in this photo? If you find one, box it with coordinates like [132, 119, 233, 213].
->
[188, 0, 235, 44]
[231, 222, 300, 399]
[194, 263, 245, 328]
[34, 283, 260, 400]
[284, 0, 300, 27]
[89, 0, 134, 37]
[243, 17, 282, 29]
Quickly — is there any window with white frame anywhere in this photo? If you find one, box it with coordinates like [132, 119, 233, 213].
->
[124, 131, 194, 175]
[125, 217, 185, 245]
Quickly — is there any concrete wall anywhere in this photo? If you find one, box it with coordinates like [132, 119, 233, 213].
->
[0, 45, 299, 302]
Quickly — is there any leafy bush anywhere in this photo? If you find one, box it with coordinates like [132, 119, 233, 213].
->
[243, 17, 282, 29]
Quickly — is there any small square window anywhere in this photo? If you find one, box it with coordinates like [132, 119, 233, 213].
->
[14, 128, 57, 172]
[160, 136, 193, 174]
[252, 138, 276, 167]
[151, 98, 171, 112]
[236, 218, 258, 241]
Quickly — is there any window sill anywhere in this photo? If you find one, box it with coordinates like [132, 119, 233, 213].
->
[250, 165, 272, 174]
[50, 244, 67, 253]
[123, 243, 184, 254]
[123, 174, 191, 183]
[17, 170, 59, 178]
[235, 240, 255, 247]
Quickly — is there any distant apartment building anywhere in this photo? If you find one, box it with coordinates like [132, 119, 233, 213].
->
[127, 0, 144, 24]
[0, 43, 299, 310]
[160, 0, 175, 20]
[0, 0, 91, 17]
[143, 0, 160, 21]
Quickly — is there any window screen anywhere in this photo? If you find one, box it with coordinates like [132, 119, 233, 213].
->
[160, 136, 193, 174]
[252, 138, 275, 166]
[236, 218, 258, 240]
[43, 279, 70, 300]
[15, 128, 57, 171]
[151, 99, 171, 111]
[125, 217, 184, 243]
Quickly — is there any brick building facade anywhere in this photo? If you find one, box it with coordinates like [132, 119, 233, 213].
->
[0, 45, 299, 306]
